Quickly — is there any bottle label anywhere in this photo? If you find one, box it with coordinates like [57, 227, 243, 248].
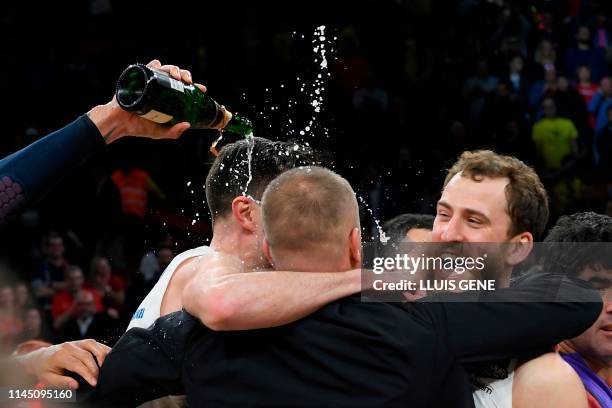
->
[151, 68, 185, 93]
[168, 77, 185, 93]
[141, 110, 174, 124]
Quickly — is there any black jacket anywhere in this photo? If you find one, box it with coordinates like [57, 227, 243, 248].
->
[78, 273, 601, 408]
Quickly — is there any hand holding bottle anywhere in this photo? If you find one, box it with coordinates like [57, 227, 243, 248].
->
[87, 59, 206, 144]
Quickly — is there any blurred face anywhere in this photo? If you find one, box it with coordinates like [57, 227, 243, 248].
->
[578, 66, 591, 83]
[557, 76, 569, 92]
[75, 292, 96, 319]
[46, 237, 64, 258]
[542, 98, 557, 118]
[577, 26, 591, 44]
[66, 269, 84, 293]
[540, 40, 553, 56]
[510, 56, 523, 73]
[93, 259, 111, 284]
[24, 309, 41, 332]
[544, 68, 556, 82]
[0, 287, 14, 308]
[432, 173, 513, 243]
[14, 284, 28, 306]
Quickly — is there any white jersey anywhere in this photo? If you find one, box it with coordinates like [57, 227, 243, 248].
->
[472, 361, 515, 408]
[127, 245, 213, 330]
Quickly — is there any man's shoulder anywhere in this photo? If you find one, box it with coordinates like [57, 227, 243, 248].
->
[125, 310, 201, 347]
[513, 353, 587, 408]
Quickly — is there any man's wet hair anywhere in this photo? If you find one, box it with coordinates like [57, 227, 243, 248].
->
[542, 212, 612, 277]
[382, 213, 435, 245]
[205, 137, 318, 222]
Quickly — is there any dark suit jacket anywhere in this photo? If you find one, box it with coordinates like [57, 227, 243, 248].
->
[78, 273, 601, 408]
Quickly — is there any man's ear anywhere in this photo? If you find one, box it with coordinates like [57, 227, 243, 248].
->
[262, 238, 274, 267]
[349, 227, 362, 268]
[231, 196, 257, 233]
[506, 232, 533, 266]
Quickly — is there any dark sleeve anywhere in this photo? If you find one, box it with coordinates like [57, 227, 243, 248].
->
[415, 273, 602, 364]
[0, 115, 104, 224]
[76, 310, 197, 407]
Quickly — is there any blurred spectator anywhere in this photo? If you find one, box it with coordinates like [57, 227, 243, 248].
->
[16, 307, 52, 344]
[51, 266, 102, 332]
[139, 234, 175, 284]
[592, 14, 611, 50]
[31, 232, 71, 309]
[505, 55, 529, 104]
[59, 290, 120, 345]
[533, 39, 557, 74]
[0, 286, 22, 352]
[564, 25, 608, 82]
[332, 26, 369, 95]
[533, 10, 562, 49]
[576, 65, 599, 129]
[84, 257, 125, 317]
[532, 97, 579, 171]
[576, 65, 599, 106]
[482, 80, 528, 151]
[528, 65, 557, 115]
[13, 282, 33, 315]
[491, 6, 531, 59]
[463, 60, 498, 127]
[588, 77, 612, 134]
[110, 165, 166, 221]
[533, 96, 583, 216]
[111, 164, 166, 268]
[554, 75, 591, 143]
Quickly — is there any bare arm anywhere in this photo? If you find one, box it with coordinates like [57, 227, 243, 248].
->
[513, 353, 588, 408]
[182, 252, 361, 330]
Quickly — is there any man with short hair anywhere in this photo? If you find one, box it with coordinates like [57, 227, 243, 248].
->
[432, 150, 591, 407]
[128, 137, 363, 334]
[78, 167, 601, 407]
[382, 213, 434, 243]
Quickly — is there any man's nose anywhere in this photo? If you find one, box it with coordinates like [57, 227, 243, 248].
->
[441, 217, 466, 243]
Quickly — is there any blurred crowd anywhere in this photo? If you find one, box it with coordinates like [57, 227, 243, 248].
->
[1, 0, 612, 347]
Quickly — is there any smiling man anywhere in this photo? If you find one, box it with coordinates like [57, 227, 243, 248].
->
[432, 150, 549, 289]
[432, 150, 593, 408]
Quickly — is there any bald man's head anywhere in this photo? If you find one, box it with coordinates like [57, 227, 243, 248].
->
[262, 166, 360, 266]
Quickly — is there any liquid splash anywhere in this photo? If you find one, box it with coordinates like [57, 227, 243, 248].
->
[242, 132, 255, 197]
[357, 195, 389, 244]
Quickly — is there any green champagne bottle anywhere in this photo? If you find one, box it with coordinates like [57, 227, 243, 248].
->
[115, 63, 253, 137]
